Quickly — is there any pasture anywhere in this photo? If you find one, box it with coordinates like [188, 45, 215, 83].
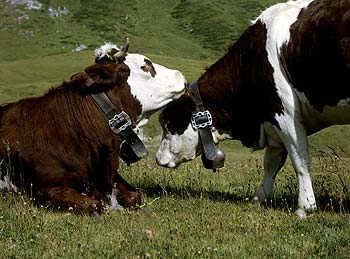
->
[0, 51, 350, 259]
[2, 0, 350, 257]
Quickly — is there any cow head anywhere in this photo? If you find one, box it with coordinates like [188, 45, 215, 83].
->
[94, 42, 187, 127]
[70, 62, 130, 95]
[156, 94, 201, 168]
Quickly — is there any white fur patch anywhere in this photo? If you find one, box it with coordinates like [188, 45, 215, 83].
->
[94, 42, 120, 61]
[256, 0, 313, 98]
[0, 158, 18, 193]
[109, 188, 124, 211]
[0, 176, 18, 193]
[212, 127, 232, 144]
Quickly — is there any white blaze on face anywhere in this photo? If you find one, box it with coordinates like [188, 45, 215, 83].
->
[94, 43, 186, 128]
[125, 54, 186, 127]
[156, 120, 200, 168]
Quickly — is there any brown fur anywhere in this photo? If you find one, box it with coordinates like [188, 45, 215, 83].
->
[0, 62, 142, 214]
[281, 0, 350, 111]
[141, 59, 157, 77]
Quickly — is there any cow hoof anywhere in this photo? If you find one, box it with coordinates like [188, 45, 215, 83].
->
[115, 190, 142, 209]
[251, 196, 261, 207]
[123, 191, 142, 208]
[88, 202, 102, 215]
[251, 196, 268, 207]
[295, 208, 313, 219]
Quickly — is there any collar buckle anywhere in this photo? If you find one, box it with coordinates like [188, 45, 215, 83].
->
[109, 111, 132, 134]
[191, 110, 212, 129]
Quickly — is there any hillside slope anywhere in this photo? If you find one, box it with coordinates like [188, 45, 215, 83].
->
[0, 0, 279, 61]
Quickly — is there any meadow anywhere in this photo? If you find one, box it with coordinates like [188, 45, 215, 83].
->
[1, 0, 350, 258]
[1, 50, 350, 259]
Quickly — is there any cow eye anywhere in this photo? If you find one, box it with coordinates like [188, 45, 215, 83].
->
[140, 65, 146, 70]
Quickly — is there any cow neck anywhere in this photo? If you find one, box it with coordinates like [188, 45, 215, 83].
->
[91, 92, 148, 165]
[188, 81, 225, 171]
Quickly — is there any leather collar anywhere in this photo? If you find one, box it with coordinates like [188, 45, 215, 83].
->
[188, 81, 225, 171]
[91, 92, 149, 165]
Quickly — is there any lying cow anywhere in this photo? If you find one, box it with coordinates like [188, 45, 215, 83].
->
[0, 59, 142, 214]
[92, 41, 187, 200]
[156, 0, 350, 218]
[0, 40, 187, 214]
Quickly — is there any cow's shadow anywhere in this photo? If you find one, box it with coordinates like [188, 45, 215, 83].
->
[139, 183, 350, 214]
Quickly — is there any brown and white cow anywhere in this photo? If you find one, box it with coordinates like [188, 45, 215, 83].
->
[156, 0, 350, 218]
[0, 39, 187, 214]
[0, 61, 142, 214]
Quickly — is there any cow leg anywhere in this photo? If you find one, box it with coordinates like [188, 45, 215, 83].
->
[110, 173, 141, 209]
[274, 120, 316, 218]
[254, 146, 287, 203]
[285, 143, 316, 218]
[38, 186, 102, 215]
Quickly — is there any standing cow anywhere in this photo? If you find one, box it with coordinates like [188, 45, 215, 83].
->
[156, 0, 350, 218]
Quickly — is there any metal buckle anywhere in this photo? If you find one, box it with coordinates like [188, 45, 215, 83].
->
[191, 110, 212, 129]
[109, 111, 132, 134]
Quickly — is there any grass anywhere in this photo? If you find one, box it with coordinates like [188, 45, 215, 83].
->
[1, 149, 350, 258]
[1, 0, 350, 258]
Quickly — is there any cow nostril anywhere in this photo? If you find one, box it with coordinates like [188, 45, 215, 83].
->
[155, 156, 176, 168]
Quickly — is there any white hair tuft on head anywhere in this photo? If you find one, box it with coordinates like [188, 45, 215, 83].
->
[94, 42, 120, 61]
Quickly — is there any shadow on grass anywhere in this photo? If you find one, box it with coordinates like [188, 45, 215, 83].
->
[139, 183, 350, 214]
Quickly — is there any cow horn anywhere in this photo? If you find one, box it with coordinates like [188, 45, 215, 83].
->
[120, 37, 129, 52]
[114, 38, 129, 60]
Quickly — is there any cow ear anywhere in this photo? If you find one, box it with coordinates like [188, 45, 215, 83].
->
[80, 63, 130, 94]
[140, 58, 157, 77]
[70, 71, 86, 82]
[70, 72, 96, 90]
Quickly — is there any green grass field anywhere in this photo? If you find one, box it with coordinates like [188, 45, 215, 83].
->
[1, 0, 350, 258]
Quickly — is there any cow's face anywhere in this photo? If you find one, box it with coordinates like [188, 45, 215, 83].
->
[94, 43, 186, 128]
[156, 95, 202, 168]
[125, 54, 186, 127]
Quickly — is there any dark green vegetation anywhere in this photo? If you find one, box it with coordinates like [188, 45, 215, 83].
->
[0, 0, 280, 61]
[1, 0, 350, 258]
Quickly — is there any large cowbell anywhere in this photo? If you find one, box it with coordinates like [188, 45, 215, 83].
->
[188, 80, 225, 171]
[190, 102, 225, 171]
[108, 111, 149, 166]
[91, 93, 149, 166]
[197, 122, 225, 171]
[120, 138, 148, 165]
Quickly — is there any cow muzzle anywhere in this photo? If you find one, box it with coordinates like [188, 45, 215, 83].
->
[155, 150, 177, 168]
[156, 159, 177, 168]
